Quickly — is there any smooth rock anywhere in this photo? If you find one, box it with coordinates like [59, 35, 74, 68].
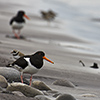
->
[0, 92, 35, 100]
[32, 80, 51, 91]
[56, 94, 76, 100]
[0, 75, 8, 88]
[7, 82, 43, 97]
[53, 79, 75, 88]
[0, 67, 29, 84]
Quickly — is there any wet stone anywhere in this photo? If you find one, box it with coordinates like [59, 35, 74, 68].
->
[53, 79, 75, 88]
[0, 67, 29, 84]
[0, 75, 8, 88]
[32, 80, 51, 91]
[56, 94, 76, 100]
[7, 82, 43, 97]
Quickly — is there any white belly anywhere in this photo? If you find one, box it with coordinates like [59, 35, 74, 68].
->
[12, 22, 24, 30]
[23, 65, 38, 75]
[23, 58, 39, 75]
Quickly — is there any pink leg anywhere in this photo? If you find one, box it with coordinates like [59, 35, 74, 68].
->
[13, 30, 20, 39]
[20, 75, 23, 83]
[29, 75, 33, 86]
[18, 30, 21, 36]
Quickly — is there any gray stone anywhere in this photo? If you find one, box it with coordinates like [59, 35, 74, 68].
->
[56, 94, 76, 100]
[53, 79, 75, 88]
[7, 82, 43, 97]
[0, 75, 8, 88]
[0, 67, 29, 84]
[32, 80, 51, 91]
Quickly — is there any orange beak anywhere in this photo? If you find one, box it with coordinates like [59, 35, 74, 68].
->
[43, 56, 54, 64]
[24, 14, 30, 20]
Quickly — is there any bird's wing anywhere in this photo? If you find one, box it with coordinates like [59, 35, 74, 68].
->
[9, 17, 15, 25]
[12, 56, 28, 69]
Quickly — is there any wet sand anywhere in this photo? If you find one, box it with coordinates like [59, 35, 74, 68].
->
[0, 2, 100, 100]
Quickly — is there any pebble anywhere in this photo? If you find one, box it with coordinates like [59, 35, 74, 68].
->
[53, 79, 75, 88]
[32, 80, 51, 91]
[0, 67, 29, 84]
[7, 82, 43, 97]
[0, 75, 8, 88]
[56, 94, 76, 100]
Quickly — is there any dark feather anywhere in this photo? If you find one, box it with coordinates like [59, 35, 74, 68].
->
[12, 56, 29, 69]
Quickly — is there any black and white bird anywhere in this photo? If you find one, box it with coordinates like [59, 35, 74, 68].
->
[10, 51, 54, 86]
[9, 10, 30, 39]
[11, 49, 24, 60]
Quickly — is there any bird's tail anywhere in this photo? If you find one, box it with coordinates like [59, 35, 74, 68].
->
[6, 63, 13, 67]
[6, 62, 22, 72]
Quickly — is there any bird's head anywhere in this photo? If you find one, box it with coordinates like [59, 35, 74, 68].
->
[11, 49, 18, 54]
[17, 10, 30, 20]
[35, 51, 54, 64]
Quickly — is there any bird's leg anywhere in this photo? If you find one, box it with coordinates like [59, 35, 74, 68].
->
[18, 30, 21, 38]
[29, 75, 33, 86]
[13, 30, 20, 39]
[20, 73, 23, 83]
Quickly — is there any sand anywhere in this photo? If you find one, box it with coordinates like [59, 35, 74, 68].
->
[0, 1, 100, 100]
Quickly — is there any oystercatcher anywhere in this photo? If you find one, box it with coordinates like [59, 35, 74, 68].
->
[9, 10, 30, 39]
[11, 49, 24, 60]
[10, 51, 54, 86]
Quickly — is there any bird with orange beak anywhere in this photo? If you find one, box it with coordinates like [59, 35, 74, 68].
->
[10, 10, 30, 39]
[10, 51, 54, 86]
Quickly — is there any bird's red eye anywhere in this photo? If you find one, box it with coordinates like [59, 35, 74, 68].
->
[38, 53, 41, 55]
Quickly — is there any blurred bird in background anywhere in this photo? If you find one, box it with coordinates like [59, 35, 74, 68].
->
[9, 10, 30, 39]
[40, 10, 57, 25]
